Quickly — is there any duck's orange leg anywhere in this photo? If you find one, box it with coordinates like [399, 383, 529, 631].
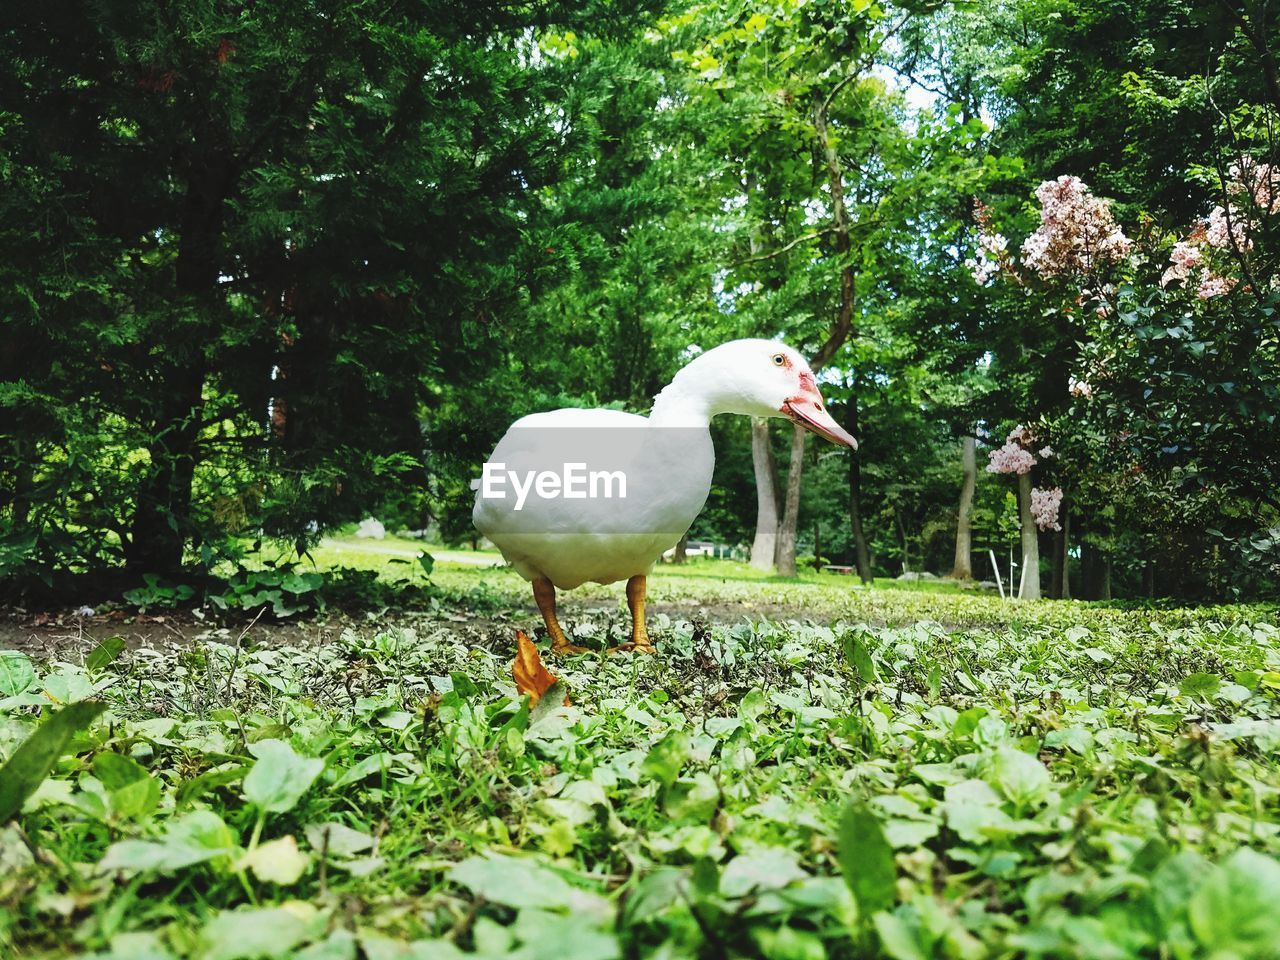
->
[611, 574, 657, 654]
[533, 577, 588, 655]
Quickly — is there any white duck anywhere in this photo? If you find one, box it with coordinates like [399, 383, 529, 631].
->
[472, 339, 856, 654]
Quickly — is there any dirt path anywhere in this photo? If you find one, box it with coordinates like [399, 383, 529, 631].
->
[0, 595, 821, 660]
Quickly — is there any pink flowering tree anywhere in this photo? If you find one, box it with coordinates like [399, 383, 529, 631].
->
[969, 156, 1280, 596]
[985, 425, 1061, 599]
[966, 177, 1134, 599]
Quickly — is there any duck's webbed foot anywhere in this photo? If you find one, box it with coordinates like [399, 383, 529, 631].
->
[533, 576, 589, 655]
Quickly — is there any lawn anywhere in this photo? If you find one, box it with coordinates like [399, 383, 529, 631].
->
[3, 557, 1280, 959]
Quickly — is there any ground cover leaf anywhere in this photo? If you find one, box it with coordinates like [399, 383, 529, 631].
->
[0, 699, 105, 823]
[242, 739, 325, 813]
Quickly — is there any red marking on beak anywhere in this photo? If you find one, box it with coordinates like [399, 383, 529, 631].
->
[781, 392, 858, 449]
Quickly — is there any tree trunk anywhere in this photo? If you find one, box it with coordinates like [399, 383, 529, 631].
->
[1059, 495, 1071, 599]
[1143, 559, 1155, 598]
[950, 435, 976, 579]
[1017, 472, 1041, 599]
[775, 424, 807, 577]
[749, 419, 781, 570]
[1100, 556, 1112, 600]
[1049, 530, 1063, 600]
[127, 362, 206, 577]
[894, 506, 911, 574]
[845, 392, 873, 584]
[769, 88, 860, 577]
[1081, 541, 1097, 599]
[672, 533, 688, 564]
[127, 154, 228, 577]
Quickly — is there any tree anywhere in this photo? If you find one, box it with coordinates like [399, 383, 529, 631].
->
[951, 435, 976, 579]
[0, 0, 661, 590]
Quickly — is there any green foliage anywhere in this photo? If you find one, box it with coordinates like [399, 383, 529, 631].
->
[4, 580, 1280, 956]
[116, 558, 437, 618]
[0, 0, 666, 591]
[0, 700, 106, 823]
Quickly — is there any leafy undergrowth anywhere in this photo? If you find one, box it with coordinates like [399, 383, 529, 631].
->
[3, 595, 1280, 959]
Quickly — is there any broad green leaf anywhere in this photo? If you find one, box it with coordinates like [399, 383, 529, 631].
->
[242, 739, 324, 813]
[1188, 848, 1280, 957]
[663, 772, 719, 821]
[720, 846, 806, 898]
[99, 809, 238, 874]
[281, 572, 323, 594]
[1151, 849, 1211, 929]
[451, 853, 578, 909]
[842, 631, 878, 684]
[42, 668, 96, 703]
[0, 699, 105, 823]
[985, 747, 1051, 809]
[198, 905, 314, 960]
[510, 908, 619, 960]
[417, 552, 435, 576]
[528, 680, 571, 728]
[332, 752, 394, 788]
[873, 910, 928, 960]
[304, 821, 375, 857]
[941, 779, 1015, 844]
[295, 931, 357, 960]
[0, 650, 36, 696]
[837, 802, 896, 915]
[94, 752, 161, 819]
[623, 867, 686, 925]
[176, 764, 246, 809]
[641, 729, 690, 788]
[1179, 673, 1221, 700]
[90, 931, 176, 960]
[85, 636, 127, 673]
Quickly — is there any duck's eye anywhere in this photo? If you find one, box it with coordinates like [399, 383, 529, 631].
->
[772, 354, 785, 366]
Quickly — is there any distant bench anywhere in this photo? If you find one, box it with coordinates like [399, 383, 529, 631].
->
[823, 565, 855, 575]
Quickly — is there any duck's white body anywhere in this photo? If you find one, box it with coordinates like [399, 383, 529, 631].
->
[473, 407, 714, 588]
[471, 339, 856, 624]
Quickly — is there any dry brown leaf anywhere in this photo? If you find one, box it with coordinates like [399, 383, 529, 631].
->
[512, 630, 570, 707]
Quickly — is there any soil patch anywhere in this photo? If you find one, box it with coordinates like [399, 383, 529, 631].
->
[0, 595, 832, 660]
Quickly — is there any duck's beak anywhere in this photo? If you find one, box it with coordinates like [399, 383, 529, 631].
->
[782, 394, 858, 449]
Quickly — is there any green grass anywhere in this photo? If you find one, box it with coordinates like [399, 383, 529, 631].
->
[4, 566, 1280, 959]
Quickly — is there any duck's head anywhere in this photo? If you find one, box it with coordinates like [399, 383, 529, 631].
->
[669, 339, 858, 449]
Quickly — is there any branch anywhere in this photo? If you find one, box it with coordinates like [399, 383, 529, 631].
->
[731, 228, 833, 266]
[821, 70, 862, 117]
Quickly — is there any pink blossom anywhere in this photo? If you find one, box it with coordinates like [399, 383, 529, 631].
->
[986, 441, 1036, 474]
[966, 203, 1008, 284]
[1038, 445, 1055, 459]
[1007, 424, 1034, 445]
[1069, 377, 1093, 398]
[1021, 176, 1132, 278]
[1206, 205, 1252, 252]
[1031, 487, 1063, 531]
[965, 256, 998, 285]
[1197, 274, 1238, 299]
[1160, 240, 1203, 288]
[1228, 158, 1280, 215]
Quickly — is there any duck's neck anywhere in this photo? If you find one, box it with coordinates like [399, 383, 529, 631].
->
[648, 376, 716, 428]
[647, 346, 772, 427]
